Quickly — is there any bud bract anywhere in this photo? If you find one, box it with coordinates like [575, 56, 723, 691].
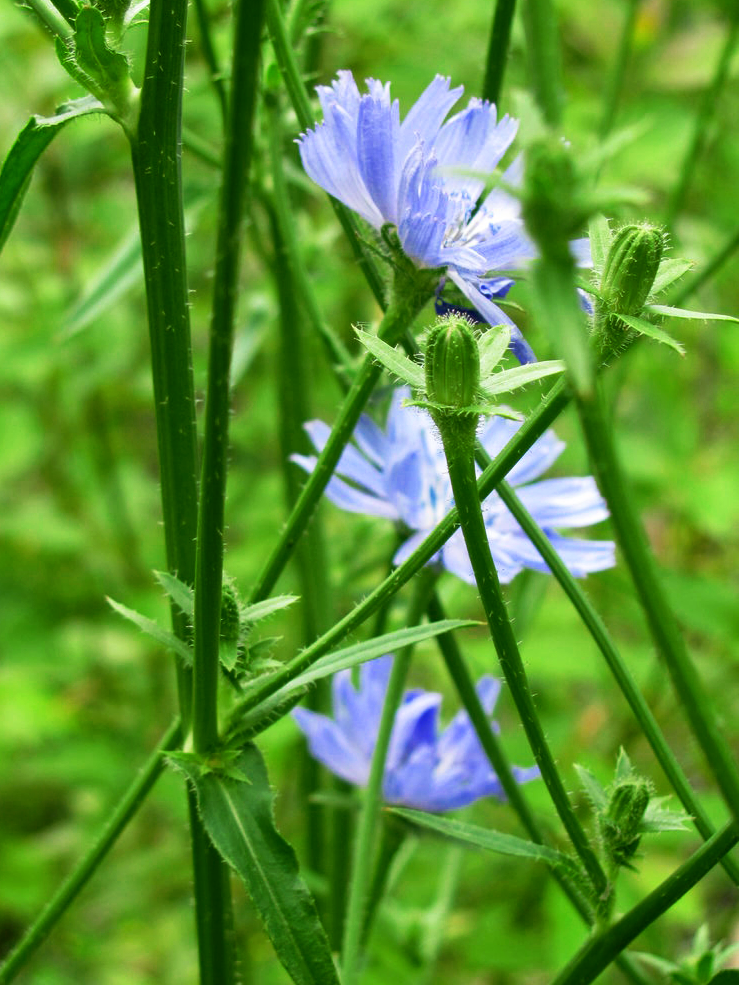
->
[425, 316, 480, 411]
[600, 776, 651, 870]
[220, 584, 241, 644]
[601, 224, 665, 316]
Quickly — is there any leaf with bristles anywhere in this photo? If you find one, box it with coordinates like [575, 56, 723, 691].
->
[650, 258, 693, 296]
[646, 304, 739, 323]
[616, 314, 685, 355]
[588, 214, 612, 272]
[478, 324, 511, 377]
[355, 328, 424, 388]
[481, 360, 565, 397]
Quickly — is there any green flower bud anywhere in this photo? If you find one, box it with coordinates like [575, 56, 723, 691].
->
[220, 584, 241, 644]
[522, 139, 590, 262]
[601, 224, 665, 316]
[600, 777, 651, 869]
[425, 316, 480, 410]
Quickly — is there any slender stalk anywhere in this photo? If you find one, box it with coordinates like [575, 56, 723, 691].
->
[492, 475, 739, 886]
[551, 821, 739, 985]
[669, 226, 739, 306]
[129, 0, 234, 977]
[341, 570, 437, 985]
[192, 0, 266, 754]
[665, 9, 739, 227]
[575, 382, 739, 830]
[440, 433, 609, 905]
[482, 0, 517, 106]
[191, 0, 229, 126]
[599, 0, 640, 140]
[521, 0, 564, 128]
[247, 281, 433, 603]
[266, 98, 354, 387]
[265, 0, 387, 308]
[22, 0, 73, 38]
[0, 719, 182, 984]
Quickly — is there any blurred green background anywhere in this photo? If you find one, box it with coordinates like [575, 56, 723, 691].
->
[1, 0, 738, 981]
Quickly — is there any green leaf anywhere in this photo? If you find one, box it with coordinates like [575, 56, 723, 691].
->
[182, 744, 340, 985]
[355, 328, 425, 388]
[0, 96, 106, 254]
[574, 764, 608, 811]
[588, 214, 612, 272]
[645, 304, 739, 323]
[107, 596, 192, 664]
[390, 808, 581, 878]
[480, 360, 565, 397]
[616, 314, 686, 355]
[651, 257, 694, 296]
[708, 973, 739, 985]
[73, 6, 131, 89]
[153, 570, 194, 618]
[478, 324, 511, 377]
[287, 619, 480, 691]
[242, 594, 299, 624]
[220, 639, 239, 673]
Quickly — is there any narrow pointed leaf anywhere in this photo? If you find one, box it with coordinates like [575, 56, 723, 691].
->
[107, 597, 192, 663]
[0, 96, 106, 253]
[645, 304, 739, 323]
[391, 808, 581, 877]
[481, 359, 564, 397]
[478, 324, 511, 377]
[154, 570, 194, 618]
[588, 214, 612, 272]
[617, 314, 685, 354]
[574, 764, 608, 811]
[287, 619, 479, 691]
[242, 594, 299, 624]
[651, 258, 693, 296]
[183, 744, 340, 985]
[355, 328, 425, 388]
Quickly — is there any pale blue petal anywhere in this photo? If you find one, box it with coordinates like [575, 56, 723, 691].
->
[517, 477, 610, 528]
[303, 421, 387, 498]
[353, 415, 388, 466]
[387, 692, 441, 769]
[357, 81, 400, 224]
[398, 75, 463, 163]
[292, 707, 370, 786]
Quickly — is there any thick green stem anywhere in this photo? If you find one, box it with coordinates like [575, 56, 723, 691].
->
[492, 475, 739, 886]
[482, 0, 517, 106]
[0, 719, 181, 984]
[341, 569, 437, 985]
[192, 0, 266, 754]
[441, 436, 609, 906]
[665, 10, 739, 227]
[551, 821, 739, 985]
[129, 0, 235, 977]
[248, 283, 432, 603]
[575, 382, 739, 832]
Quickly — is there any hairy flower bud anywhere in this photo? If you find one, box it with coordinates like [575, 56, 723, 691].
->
[600, 777, 651, 870]
[601, 224, 665, 316]
[425, 316, 480, 410]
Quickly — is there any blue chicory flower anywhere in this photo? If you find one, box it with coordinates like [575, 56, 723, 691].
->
[298, 71, 541, 362]
[292, 387, 616, 584]
[293, 654, 540, 811]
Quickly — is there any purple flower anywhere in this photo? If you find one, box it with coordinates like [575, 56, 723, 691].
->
[293, 655, 539, 811]
[298, 71, 539, 361]
[292, 387, 616, 584]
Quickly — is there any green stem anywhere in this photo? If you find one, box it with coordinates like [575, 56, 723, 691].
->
[192, 0, 266, 754]
[551, 821, 739, 985]
[247, 282, 432, 603]
[575, 382, 739, 830]
[441, 435, 609, 906]
[669, 226, 739, 306]
[341, 570, 437, 985]
[492, 475, 739, 886]
[0, 719, 182, 984]
[599, 0, 640, 140]
[22, 0, 73, 38]
[265, 0, 387, 308]
[521, 0, 564, 128]
[266, 97, 355, 387]
[129, 0, 235, 977]
[482, 0, 517, 106]
[191, 0, 229, 126]
[665, 9, 739, 228]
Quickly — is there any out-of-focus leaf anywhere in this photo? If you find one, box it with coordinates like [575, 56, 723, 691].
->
[181, 744, 340, 985]
[153, 570, 194, 619]
[0, 96, 106, 253]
